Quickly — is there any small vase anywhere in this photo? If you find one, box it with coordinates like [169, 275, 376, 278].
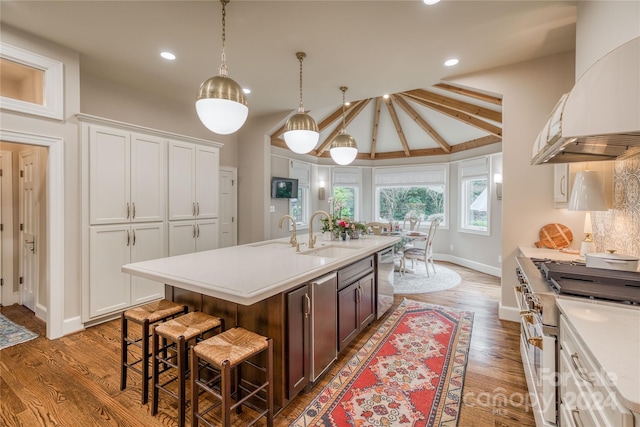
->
[341, 231, 347, 241]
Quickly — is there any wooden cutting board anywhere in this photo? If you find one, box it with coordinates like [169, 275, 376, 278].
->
[535, 223, 573, 249]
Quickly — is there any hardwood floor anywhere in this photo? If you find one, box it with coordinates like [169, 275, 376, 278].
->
[0, 262, 535, 427]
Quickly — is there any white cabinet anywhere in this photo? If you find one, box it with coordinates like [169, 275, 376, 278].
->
[89, 126, 166, 225]
[168, 141, 219, 220]
[554, 163, 570, 208]
[559, 315, 634, 427]
[169, 219, 218, 256]
[89, 223, 165, 318]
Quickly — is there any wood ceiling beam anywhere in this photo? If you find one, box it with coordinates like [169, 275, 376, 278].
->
[401, 95, 502, 137]
[450, 135, 502, 152]
[392, 94, 451, 153]
[433, 83, 503, 106]
[316, 99, 371, 156]
[370, 97, 382, 160]
[384, 97, 411, 157]
[403, 88, 502, 123]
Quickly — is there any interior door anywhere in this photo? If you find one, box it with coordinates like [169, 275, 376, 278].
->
[19, 150, 38, 312]
[219, 167, 237, 248]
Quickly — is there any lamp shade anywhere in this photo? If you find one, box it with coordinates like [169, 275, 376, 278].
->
[196, 75, 248, 135]
[329, 133, 358, 165]
[568, 171, 607, 211]
[283, 112, 319, 154]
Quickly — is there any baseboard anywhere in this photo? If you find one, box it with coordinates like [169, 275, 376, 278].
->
[435, 254, 501, 277]
[35, 303, 47, 322]
[62, 316, 85, 336]
[498, 303, 520, 322]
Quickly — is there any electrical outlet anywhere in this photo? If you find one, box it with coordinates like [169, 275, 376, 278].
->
[498, 255, 502, 263]
[450, 244, 454, 251]
[270, 205, 275, 213]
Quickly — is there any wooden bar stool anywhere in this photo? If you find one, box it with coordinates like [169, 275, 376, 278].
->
[120, 300, 187, 404]
[151, 311, 224, 427]
[190, 327, 273, 427]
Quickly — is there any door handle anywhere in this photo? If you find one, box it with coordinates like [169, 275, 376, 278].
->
[304, 293, 311, 319]
[132, 202, 136, 219]
[132, 229, 136, 246]
[126, 202, 130, 219]
[25, 239, 36, 253]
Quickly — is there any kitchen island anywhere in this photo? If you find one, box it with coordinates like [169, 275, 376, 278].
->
[122, 234, 400, 410]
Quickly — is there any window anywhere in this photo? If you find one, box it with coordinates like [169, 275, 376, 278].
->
[0, 43, 63, 120]
[289, 160, 310, 229]
[332, 167, 360, 220]
[374, 165, 447, 229]
[460, 157, 489, 234]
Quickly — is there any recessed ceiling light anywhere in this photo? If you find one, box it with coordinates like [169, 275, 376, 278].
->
[444, 58, 459, 67]
[243, 88, 251, 94]
[160, 51, 176, 61]
[423, 0, 440, 5]
[383, 94, 390, 99]
[344, 101, 351, 106]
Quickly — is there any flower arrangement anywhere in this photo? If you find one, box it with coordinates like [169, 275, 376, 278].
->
[321, 198, 367, 240]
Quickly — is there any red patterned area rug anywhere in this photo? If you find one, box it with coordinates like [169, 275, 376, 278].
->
[290, 299, 474, 427]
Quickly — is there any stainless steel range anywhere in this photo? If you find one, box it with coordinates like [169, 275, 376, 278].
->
[515, 255, 640, 427]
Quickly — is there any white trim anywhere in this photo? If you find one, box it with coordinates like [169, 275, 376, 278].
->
[498, 302, 520, 323]
[435, 253, 501, 277]
[62, 315, 84, 336]
[76, 114, 223, 148]
[0, 43, 64, 120]
[0, 151, 17, 305]
[0, 129, 65, 339]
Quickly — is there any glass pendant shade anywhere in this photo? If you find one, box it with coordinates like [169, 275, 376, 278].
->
[284, 112, 319, 154]
[196, 75, 248, 135]
[330, 132, 358, 165]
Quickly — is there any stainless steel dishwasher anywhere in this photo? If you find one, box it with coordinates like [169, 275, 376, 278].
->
[376, 247, 395, 318]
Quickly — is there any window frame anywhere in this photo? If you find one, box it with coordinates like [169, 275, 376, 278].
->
[0, 43, 64, 120]
[289, 160, 311, 230]
[373, 164, 448, 229]
[332, 167, 361, 221]
[459, 157, 491, 236]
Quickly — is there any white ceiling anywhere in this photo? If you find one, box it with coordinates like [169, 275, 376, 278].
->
[0, 0, 577, 155]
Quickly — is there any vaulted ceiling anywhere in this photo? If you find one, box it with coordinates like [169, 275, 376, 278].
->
[0, 0, 575, 161]
[270, 83, 502, 160]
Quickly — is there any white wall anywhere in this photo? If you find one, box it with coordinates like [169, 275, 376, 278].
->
[575, 1, 640, 78]
[448, 51, 577, 312]
[1, 25, 81, 325]
[80, 73, 237, 167]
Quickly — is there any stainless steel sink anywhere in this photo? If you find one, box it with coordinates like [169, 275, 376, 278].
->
[299, 245, 359, 258]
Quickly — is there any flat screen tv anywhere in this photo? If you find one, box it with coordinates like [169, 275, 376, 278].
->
[271, 177, 298, 199]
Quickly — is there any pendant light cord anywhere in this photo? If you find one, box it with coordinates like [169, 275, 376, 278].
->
[340, 86, 348, 133]
[219, 0, 229, 77]
[298, 53, 304, 113]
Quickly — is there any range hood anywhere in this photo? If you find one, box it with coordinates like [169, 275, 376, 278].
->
[532, 37, 640, 165]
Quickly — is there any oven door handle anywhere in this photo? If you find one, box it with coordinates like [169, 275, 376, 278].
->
[520, 313, 544, 350]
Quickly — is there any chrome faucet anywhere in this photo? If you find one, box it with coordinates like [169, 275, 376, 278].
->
[279, 215, 298, 247]
[308, 210, 332, 249]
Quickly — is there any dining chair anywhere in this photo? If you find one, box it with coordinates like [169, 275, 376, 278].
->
[366, 222, 392, 236]
[402, 219, 440, 276]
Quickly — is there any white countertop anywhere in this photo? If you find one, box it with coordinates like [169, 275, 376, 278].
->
[518, 246, 582, 262]
[122, 234, 400, 306]
[556, 298, 640, 413]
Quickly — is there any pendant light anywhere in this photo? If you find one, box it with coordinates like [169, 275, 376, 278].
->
[283, 52, 319, 154]
[329, 86, 358, 165]
[196, 0, 248, 135]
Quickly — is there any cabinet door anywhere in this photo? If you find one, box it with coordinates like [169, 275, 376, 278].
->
[168, 221, 196, 256]
[358, 273, 375, 329]
[168, 141, 196, 220]
[131, 133, 166, 223]
[195, 219, 218, 252]
[130, 223, 166, 305]
[337, 282, 359, 353]
[89, 126, 130, 225]
[311, 273, 337, 382]
[195, 146, 219, 219]
[286, 285, 310, 399]
[89, 225, 131, 317]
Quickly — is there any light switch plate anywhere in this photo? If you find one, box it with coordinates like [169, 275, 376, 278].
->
[270, 205, 275, 213]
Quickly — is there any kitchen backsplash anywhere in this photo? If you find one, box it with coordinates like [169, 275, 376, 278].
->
[593, 155, 640, 257]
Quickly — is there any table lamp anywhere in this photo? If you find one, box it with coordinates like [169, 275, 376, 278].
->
[568, 170, 607, 257]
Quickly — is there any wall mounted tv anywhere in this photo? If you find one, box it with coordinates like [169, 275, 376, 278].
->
[271, 177, 299, 199]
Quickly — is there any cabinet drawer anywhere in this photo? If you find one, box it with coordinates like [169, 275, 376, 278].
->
[560, 316, 634, 427]
[337, 256, 374, 290]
